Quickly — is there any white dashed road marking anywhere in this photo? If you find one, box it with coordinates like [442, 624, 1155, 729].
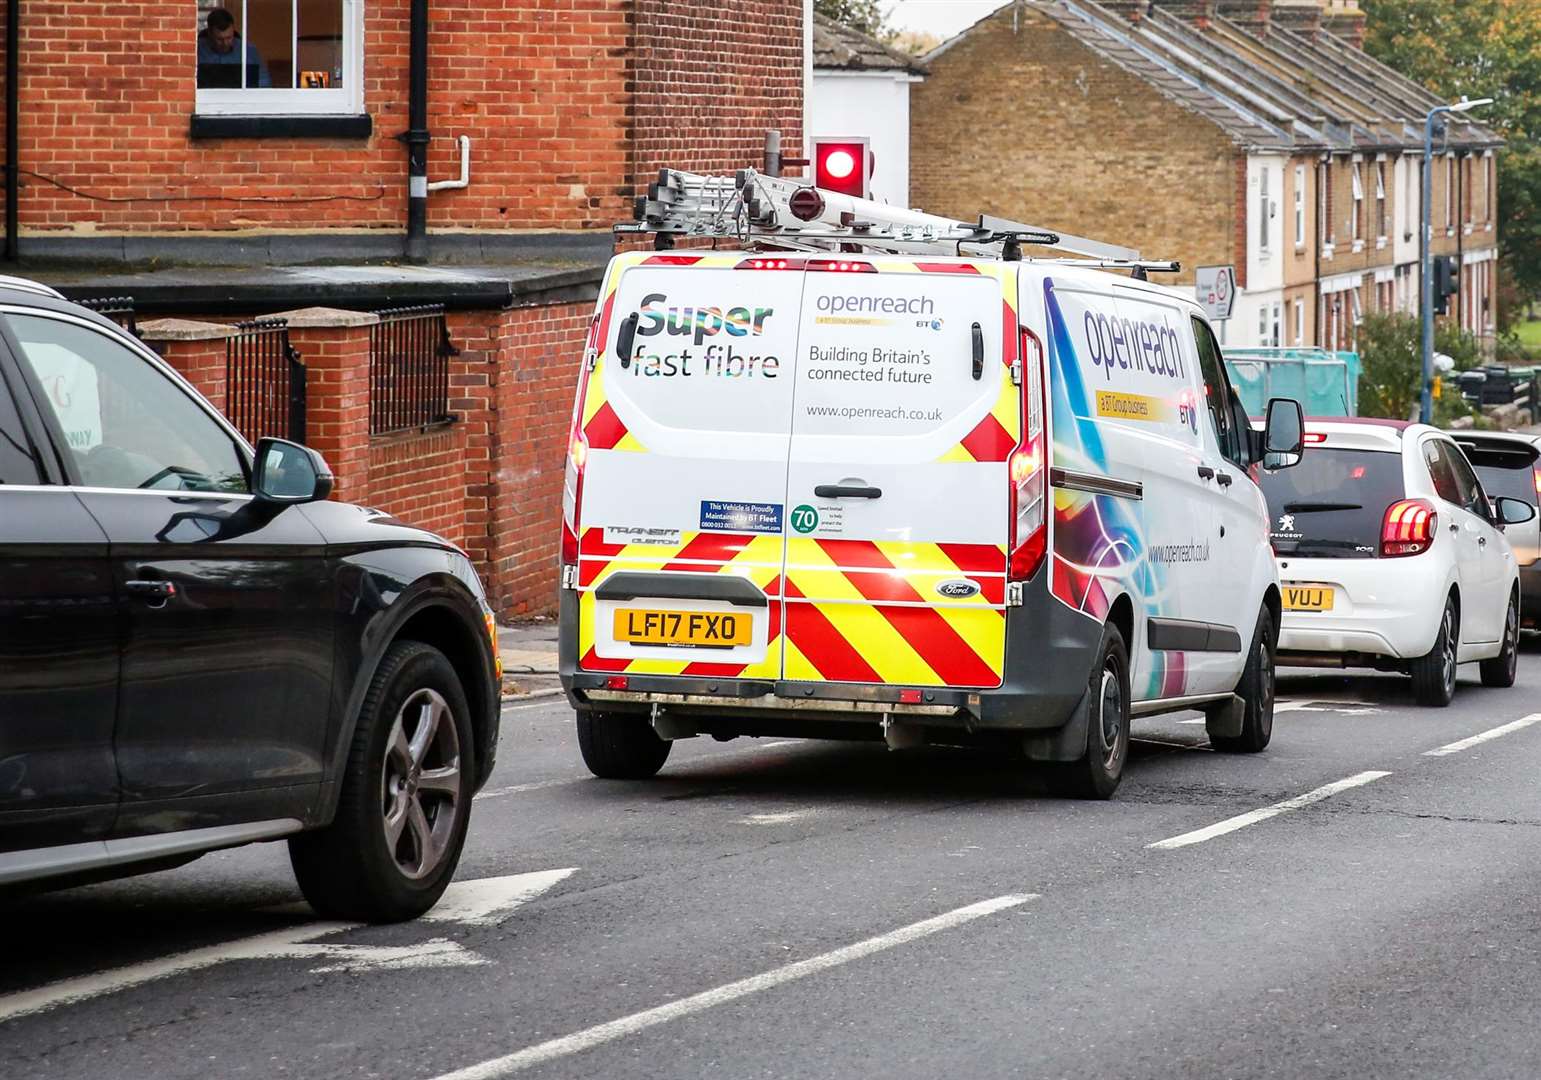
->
[1148, 770, 1391, 851]
[427, 893, 1037, 1080]
[1423, 713, 1541, 757]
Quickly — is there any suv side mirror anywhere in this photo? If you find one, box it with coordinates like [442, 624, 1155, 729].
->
[1496, 496, 1537, 526]
[1261, 397, 1304, 467]
[253, 438, 334, 504]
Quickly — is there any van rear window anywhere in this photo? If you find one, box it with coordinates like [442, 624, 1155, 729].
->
[1258, 448, 1405, 558]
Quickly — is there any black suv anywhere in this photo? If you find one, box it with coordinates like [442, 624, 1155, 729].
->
[0, 280, 500, 922]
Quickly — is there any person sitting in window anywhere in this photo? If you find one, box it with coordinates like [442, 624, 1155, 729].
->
[197, 8, 272, 88]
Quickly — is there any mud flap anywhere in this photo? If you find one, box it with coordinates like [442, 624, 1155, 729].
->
[1204, 694, 1245, 741]
[1019, 685, 1092, 763]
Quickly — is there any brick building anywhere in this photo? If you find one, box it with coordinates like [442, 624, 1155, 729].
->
[911, 0, 1501, 352]
[0, 0, 810, 615]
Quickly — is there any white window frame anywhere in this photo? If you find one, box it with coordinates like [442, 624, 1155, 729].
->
[1294, 165, 1305, 248]
[1320, 159, 1334, 254]
[1350, 163, 1364, 245]
[1258, 306, 1269, 345]
[195, 0, 365, 117]
[1271, 302, 1281, 348]
[1258, 167, 1271, 254]
[1484, 153, 1494, 230]
[1374, 160, 1387, 246]
[1445, 154, 1456, 234]
[1293, 298, 1304, 345]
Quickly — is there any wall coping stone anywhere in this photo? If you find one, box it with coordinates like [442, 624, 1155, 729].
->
[138, 318, 238, 342]
[272, 306, 381, 329]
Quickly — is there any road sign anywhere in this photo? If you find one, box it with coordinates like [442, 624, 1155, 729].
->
[1195, 265, 1236, 321]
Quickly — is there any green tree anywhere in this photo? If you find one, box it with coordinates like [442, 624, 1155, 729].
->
[1357, 312, 1482, 423]
[814, 0, 893, 38]
[1364, 0, 1541, 302]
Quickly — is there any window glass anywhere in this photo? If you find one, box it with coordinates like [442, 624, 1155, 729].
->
[0, 366, 44, 485]
[1260, 447, 1405, 559]
[1423, 440, 1462, 504]
[1445, 443, 1489, 517]
[198, 0, 345, 90]
[6, 314, 248, 494]
[1190, 317, 1244, 467]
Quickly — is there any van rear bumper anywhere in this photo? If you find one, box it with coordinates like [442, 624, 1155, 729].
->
[557, 571, 1101, 754]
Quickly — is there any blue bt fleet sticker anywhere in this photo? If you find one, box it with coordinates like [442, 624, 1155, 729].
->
[700, 500, 783, 534]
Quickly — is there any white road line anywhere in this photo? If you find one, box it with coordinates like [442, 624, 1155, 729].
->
[475, 779, 576, 800]
[427, 893, 1036, 1080]
[1424, 713, 1541, 757]
[1147, 770, 1391, 851]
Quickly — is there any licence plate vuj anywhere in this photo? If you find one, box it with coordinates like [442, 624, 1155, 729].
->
[1283, 586, 1334, 612]
[613, 609, 752, 648]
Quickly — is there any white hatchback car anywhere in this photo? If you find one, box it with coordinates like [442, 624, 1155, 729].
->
[1257, 419, 1535, 706]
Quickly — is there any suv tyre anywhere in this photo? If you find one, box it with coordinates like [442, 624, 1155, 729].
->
[290, 642, 475, 923]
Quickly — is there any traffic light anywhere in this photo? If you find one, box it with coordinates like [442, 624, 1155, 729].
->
[813, 137, 871, 199]
[1433, 254, 1459, 316]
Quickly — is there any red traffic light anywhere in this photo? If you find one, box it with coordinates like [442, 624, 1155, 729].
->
[813, 137, 871, 199]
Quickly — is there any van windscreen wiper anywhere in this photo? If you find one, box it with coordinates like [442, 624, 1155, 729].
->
[1283, 501, 1363, 512]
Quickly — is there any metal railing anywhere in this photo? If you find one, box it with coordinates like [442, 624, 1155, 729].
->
[79, 295, 141, 339]
[369, 305, 459, 435]
[226, 318, 307, 445]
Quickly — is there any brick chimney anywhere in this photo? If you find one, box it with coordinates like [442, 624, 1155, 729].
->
[1214, 0, 1273, 27]
[1101, 0, 1153, 21]
[1320, 0, 1366, 47]
[1270, 0, 1324, 35]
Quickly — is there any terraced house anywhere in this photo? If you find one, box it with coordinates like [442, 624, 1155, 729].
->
[912, 0, 1502, 351]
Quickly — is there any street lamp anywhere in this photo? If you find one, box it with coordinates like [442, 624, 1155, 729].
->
[1420, 97, 1494, 424]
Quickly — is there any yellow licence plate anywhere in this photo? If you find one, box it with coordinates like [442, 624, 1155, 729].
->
[613, 609, 753, 648]
[1283, 585, 1334, 612]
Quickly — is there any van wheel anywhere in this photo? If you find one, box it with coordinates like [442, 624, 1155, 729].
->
[1048, 621, 1130, 800]
[1479, 593, 1519, 688]
[289, 642, 474, 923]
[1209, 607, 1276, 754]
[1410, 597, 1459, 707]
[577, 710, 672, 779]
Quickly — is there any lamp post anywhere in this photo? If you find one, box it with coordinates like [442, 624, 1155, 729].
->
[1421, 97, 1494, 424]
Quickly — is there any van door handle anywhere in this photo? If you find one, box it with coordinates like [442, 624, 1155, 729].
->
[971, 322, 984, 380]
[1479, 536, 1488, 547]
[814, 484, 882, 499]
[125, 579, 177, 603]
[1216, 471, 1234, 488]
[616, 312, 640, 369]
[1196, 465, 1215, 481]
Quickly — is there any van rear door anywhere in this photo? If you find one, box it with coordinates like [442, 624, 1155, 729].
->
[781, 260, 1013, 688]
[574, 253, 802, 680]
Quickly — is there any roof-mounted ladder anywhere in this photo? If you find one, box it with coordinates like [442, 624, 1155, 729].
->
[617, 168, 1179, 273]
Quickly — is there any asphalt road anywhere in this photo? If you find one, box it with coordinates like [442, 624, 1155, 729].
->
[7, 655, 1541, 1080]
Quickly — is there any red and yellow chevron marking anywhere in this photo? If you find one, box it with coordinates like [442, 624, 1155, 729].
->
[782, 538, 1005, 688]
[576, 528, 785, 679]
[939, 272, 1022, 465]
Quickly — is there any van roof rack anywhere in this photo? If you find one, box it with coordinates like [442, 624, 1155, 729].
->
[616, 168, 1180, 274]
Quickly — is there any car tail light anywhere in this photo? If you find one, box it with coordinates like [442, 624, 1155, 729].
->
[1009, 327, 1048, 582]
[1304, 432, 1327, 443]
[1382, 498, 1436, 557]
[1533, 466, 1541, 496]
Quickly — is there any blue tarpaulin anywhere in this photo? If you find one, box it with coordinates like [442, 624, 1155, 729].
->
[1225, 348, 1360, 418]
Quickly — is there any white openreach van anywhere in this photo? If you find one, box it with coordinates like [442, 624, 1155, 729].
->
[558, 169, 1305, 798]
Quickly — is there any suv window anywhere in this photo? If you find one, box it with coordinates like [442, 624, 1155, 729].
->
[6, 313, 248, 493]
[1423, 440, 1463, 504]
[0, 364, 44, 485]
[1190, 317, 1245, 467]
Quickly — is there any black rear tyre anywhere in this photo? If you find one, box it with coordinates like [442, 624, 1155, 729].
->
[1209, 606, 1276, 754]
[1047, 621, 1130, 800]
[1410, 597, 1459, 707]
[577, 709, 672, 779]
[289, 642, 474, 923]
[1479, 593, 1519, 688]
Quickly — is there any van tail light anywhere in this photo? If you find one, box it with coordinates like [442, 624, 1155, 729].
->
[561, 430, 587, 565]
[1382, 498, 1436, 557]
[1009, 327, 1048, 582]
[1533, 466, 1541, 496]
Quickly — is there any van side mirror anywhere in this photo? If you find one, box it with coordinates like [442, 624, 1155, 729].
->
[1496, 496, 1537, 526]
[253, 438, 334, 504]
[1261, 397, 1304, 468]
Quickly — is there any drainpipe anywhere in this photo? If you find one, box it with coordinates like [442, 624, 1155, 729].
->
[5, 0, 19, 262]
[402, 0, 429, 263]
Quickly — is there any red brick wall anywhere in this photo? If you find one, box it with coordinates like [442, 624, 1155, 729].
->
[3, 0, 804, 238]
[367, 428, 472, 546]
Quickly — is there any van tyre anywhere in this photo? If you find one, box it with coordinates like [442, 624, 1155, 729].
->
[577, 709, 672, 779]
[1049, 621, 1130, 800]
[1480, 592, 1519, 688]
[1209, 607, 1276, 754]
[1411, 597, 1459, 707]
[289, 642, 474, 923]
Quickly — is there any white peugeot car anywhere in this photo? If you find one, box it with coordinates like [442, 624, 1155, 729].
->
[1257, 419, 1535, 706]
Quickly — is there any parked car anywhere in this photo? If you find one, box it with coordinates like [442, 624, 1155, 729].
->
[0, 281, 501, 921]
[1259, 418, 1534, 706]
[1449, 431, 1541, 631]
[558, 250, 1303, 799]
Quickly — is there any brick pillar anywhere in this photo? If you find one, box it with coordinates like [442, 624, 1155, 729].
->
[270, 307, 379, 504]
[138, 319, 235, 412]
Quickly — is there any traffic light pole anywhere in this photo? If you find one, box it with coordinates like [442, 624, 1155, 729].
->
[1420, 105, 1445, 426]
